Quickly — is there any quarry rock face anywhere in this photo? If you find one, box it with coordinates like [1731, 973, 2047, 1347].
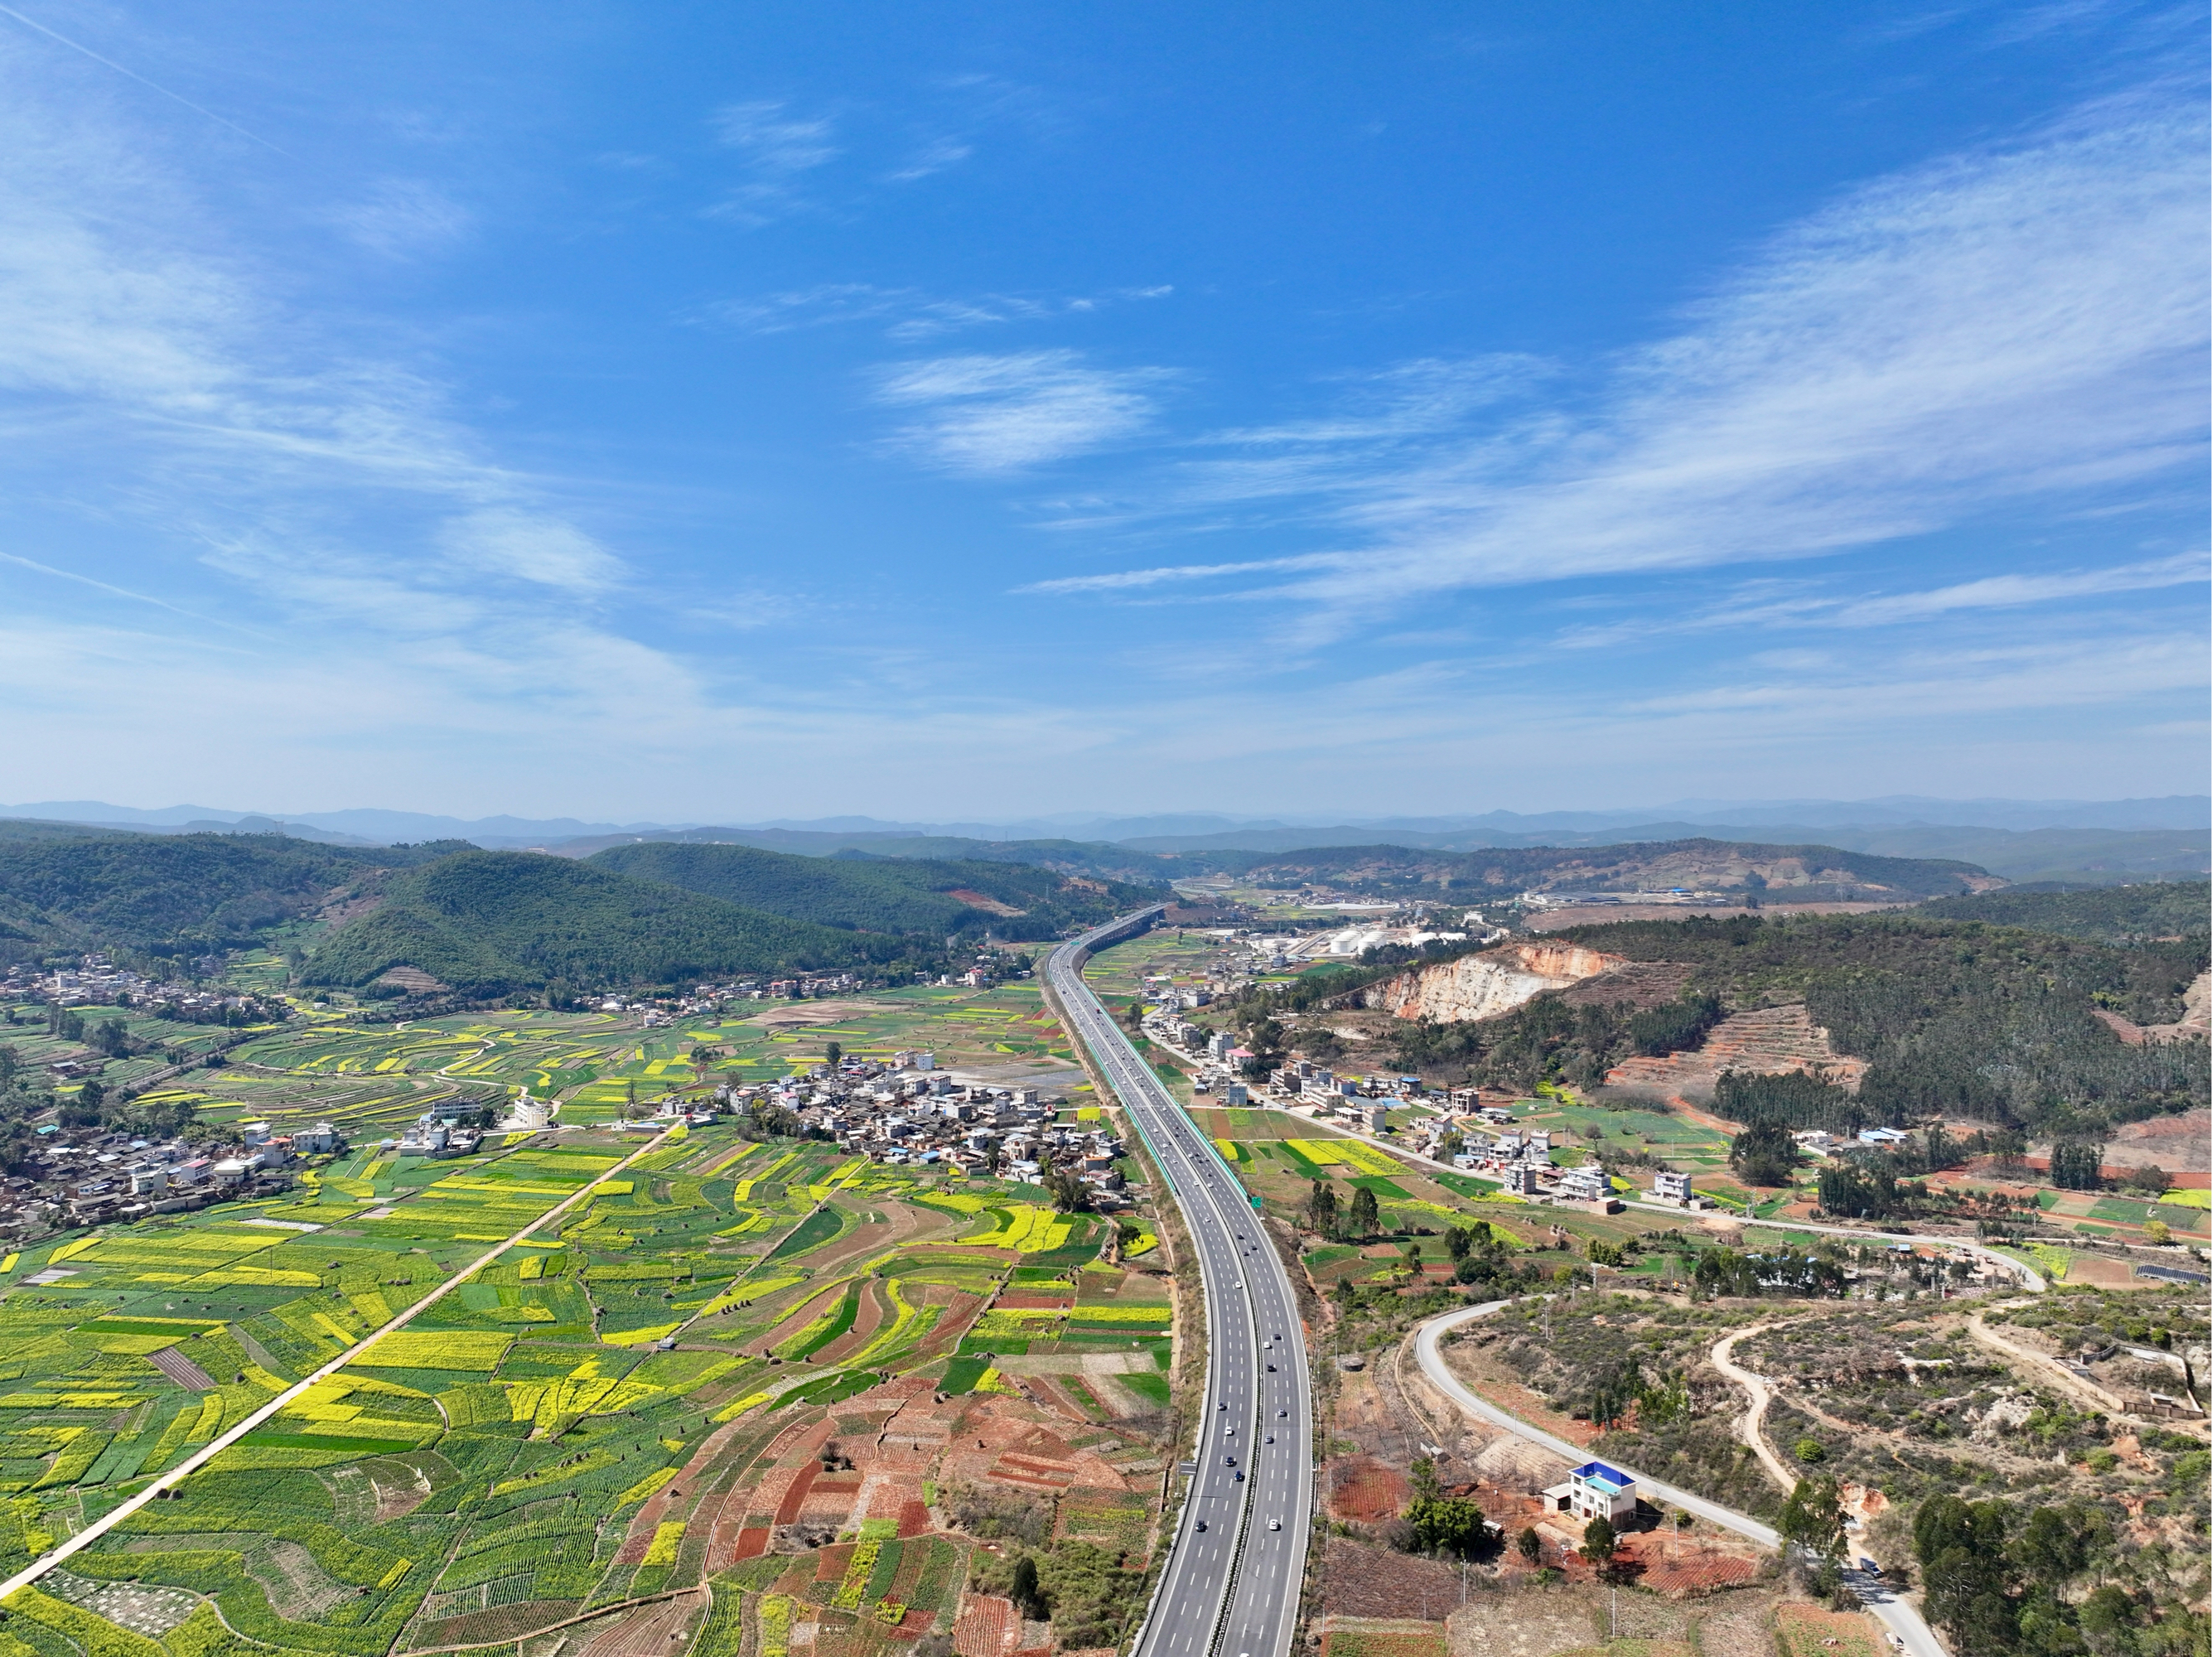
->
[1361, 943, 1625, 1023]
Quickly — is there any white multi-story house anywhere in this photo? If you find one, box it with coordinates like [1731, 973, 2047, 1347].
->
[1556, 1167, 1610, 1203]
[1543, 1461, 1637, 1524]
[1651, 1170, 1693, 1202]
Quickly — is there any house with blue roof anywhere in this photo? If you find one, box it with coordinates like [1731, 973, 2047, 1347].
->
[1543, 1460, 1637, 1524]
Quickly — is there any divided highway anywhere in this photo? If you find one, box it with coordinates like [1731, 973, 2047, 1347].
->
[1046, 913, 1311, 1657]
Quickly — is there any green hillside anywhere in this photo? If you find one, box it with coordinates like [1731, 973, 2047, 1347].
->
[558, 828, 2001, 901]
[0, 828, 481, 964]
[1914, 880, 2209, 943]
[590, 841, 1161, 940]
[0, 828, 354, 959]
[1140, 837, 1993, 901]
[301, 850, 925, 995]
[1375, 911, 2207, 1137]
[0, 826, 1142, 994]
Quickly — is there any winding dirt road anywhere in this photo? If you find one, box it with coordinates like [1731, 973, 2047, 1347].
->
[1708, 1322, 1801, 1492]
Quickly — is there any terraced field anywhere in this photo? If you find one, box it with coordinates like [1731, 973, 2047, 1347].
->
[0, 1115, 1174, 1657]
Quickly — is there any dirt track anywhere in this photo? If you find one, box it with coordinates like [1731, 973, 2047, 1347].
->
[1965, 1305, 2150, 1424]
[1707, 1323, 1799, 1494]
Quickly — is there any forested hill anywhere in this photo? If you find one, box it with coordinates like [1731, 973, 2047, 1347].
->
[1386, 911, 2207, 1139]
[0, 827, 1152, 993]
[589, 841, 1160, 941]
[300, 851, 924, 995]
[0, 824, 473, 962]
[548, 828, 2001, 901]
[1912, 880, 2209, 943]
[1139, 837, 1997, 901]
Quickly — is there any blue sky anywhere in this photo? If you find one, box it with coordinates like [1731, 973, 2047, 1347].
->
[0, 0, 2203, 820]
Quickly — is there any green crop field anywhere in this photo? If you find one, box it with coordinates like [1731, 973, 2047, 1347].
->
[1075, 930, 1231, 1006]
[0, 1104, 1168, 1657]
[160, 973, 1093, 1138]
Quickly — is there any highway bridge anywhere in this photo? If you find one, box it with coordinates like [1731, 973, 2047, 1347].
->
[1046, 911, 1310, 1657]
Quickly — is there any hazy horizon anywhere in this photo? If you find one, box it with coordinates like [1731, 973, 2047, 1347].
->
[6, 793, 2205, 843]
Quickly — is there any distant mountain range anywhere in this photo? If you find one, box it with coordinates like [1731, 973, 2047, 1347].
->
[4, 795, 2205, 841]
[0, 828, 1160, 994]
[2, 813, 2201, 997]
[1, 796, 2202, 886]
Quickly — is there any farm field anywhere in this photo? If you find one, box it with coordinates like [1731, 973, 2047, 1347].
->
[1504, 1094, 1733, 1176]
[2, 1002, 288, 1113]
[0, 1113, 1176, 1657]
[683, 983, 1082, 1085]
[2, 1007, 244, 1065]
[1076, 929, 1238, 1007]
[147, 981, 1086, 1139]
[1180, 1102, 1695, 1286]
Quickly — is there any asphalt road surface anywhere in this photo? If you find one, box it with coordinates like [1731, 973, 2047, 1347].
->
[1047, 911, 1311, 1657]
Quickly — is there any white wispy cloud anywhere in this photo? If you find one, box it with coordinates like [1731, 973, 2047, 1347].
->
[712, 99, 838, 171]
[1552, 551, 2210, 649]
[703, 282, 1171, 341]
[1020, 553, 1339, 596]
[1038, 94, 2208, 627]
[0, 1, 283, 152]
[437, 510, 625, 593]
[1197, 355, 1552, 450]
[0, 110, 521, 505]
[0, 548, 270, 635]
[332, 178, 472, 260]
[0, 36, 632, 646]
[706, 99, 839, 225]
[875, 350, 1174, 472]
[1831, 551, 2207, 625]
[701, 76, 1051, 225]
[706, 283, 1031, 336]
[886, 136, 973, 182]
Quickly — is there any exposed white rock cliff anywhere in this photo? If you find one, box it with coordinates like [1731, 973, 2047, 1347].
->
[1360, 942, 1625, 1023]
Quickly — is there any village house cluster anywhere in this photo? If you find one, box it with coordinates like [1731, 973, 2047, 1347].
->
[0, 1114, 340, 1243]
[2, 957, 260, 1022]
[699, 1056, 1135, 1208]
[1142, 1002, 1717, 1215]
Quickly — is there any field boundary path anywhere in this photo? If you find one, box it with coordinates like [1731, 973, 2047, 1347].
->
[1410, 1298, 1949, 1657]
[0, 1123, 682, 1602]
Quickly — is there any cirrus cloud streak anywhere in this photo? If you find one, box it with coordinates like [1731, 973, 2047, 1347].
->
[1040, 94, 2209, 629]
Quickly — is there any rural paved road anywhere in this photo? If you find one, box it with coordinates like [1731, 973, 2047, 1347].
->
[0, 1123, 683, 1601]
[1048, 911, 1312, 1657]
[1413, 1299, 1948, 1657]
